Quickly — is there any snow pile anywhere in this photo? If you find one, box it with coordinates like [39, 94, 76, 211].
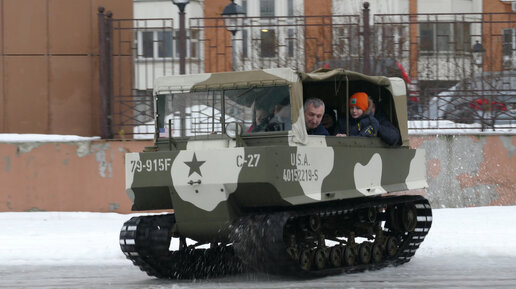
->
[417, 206, 516, 257]
[0, 134, 100, 143]
[408, 120, 514, 135]
[0, 124, 513, 144]
[0, 212, 128, 265]
[0, 206, 515, 265]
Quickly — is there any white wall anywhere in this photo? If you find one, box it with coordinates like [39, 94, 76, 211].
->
[332, 0, 482, 16]
[418, 0, 482, 13]
[333, 0, 409, 16]
[242, 0, 304, 17]
[134, 0, 204, 27]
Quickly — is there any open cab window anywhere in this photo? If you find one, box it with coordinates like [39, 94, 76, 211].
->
[155, 85, 291, 139]
[302, 79, 399, 133]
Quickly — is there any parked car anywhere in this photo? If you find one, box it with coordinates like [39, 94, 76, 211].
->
[428, 71, 516, 127]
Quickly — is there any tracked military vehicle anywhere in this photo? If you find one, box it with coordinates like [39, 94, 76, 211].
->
[120, 68, 432, 278]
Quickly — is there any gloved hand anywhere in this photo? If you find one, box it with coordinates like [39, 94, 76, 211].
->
[358, 115, 379, 137]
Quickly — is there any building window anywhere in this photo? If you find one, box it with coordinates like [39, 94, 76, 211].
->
[419, 22, 470, 53]
[174, 31, 181, 58]
[242, 29, 249, 58]
[190, 29, 200, 59]
[287, 0, 294, 16]
[142, 31, 154, 58]
[454, 23, 470, 51]
[242, 0, 247, 14]
[158, 31, 173, 58]
[287, 28, 294, 58]
[376, 25, 405, 57]
[139, 30, 199, 59]
[261, 29, 276, 57]
[335, 26, 359, 56]
[503, 28, 515, 67]
[260, 0, 275, 17]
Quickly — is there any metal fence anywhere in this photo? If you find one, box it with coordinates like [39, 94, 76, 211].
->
[372, 12, 516, 130]
[99, 13, 178, 138]
[99, 6, 515, 138]
[113, 18, 176, 138]
[189, 15, 361, 73]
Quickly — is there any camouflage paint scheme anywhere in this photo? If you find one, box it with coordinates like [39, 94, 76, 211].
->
[125, 68, 427, 242]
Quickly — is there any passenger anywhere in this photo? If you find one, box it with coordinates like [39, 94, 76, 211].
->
[267, 97, 291, 131]
[304, 97, 329, 135]
[321, 105, 337, 135]
[335, 92, 379, 137]
[371, 102, 401, 146]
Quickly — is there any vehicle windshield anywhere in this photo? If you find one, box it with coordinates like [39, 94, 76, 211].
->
[156, 85, 291, 138]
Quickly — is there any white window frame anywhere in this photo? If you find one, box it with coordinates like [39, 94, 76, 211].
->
[137, 30, 200, 60]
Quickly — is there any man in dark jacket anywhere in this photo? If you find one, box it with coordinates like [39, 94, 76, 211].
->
[304, 98, 329, 135]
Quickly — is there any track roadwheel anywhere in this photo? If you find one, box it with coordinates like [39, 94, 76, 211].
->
[385, 236, 398, 258]
[358, 243, 372, 264]
[329, 246, 342, 267]
[371, 244, 383, 263]
[401, 203, 418, 232]
[314, 248, 326, 270]
[287, 247, 298, 260]
[342, 245, 355, 266]
[308, 215, 321, 232]
[299, 249, 312, 271]
[366, 207, 377, 223]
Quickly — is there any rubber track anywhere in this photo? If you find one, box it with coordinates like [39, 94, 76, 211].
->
[119, 214, 175, 278]
[119, 195, 432, 278]
[119, 214, 244, 279]
[230, 195, 432, 277]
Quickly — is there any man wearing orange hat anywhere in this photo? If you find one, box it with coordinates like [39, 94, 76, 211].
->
[336, 92, 379, 137]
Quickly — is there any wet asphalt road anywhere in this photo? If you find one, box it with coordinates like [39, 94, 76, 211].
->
[1, 255, 515, 289]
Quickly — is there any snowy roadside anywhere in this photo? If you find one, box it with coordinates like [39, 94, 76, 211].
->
[0, 212, 129, 265]
[0, 206, 515, 266]
[0, 134, 100, 143]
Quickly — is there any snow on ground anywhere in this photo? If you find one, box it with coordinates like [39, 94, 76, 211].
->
[0, 134, 100, 143]
[0, 212, 128, 265]
[0, 206, 515, 266]
[0, 123, 513, 144]
[408, 120, 514, 135]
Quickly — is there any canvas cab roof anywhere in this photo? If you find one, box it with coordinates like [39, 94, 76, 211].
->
[153, 68, 409, 146]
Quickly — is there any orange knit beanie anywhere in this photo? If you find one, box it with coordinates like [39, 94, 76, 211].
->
[349, 92, 369, 112]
